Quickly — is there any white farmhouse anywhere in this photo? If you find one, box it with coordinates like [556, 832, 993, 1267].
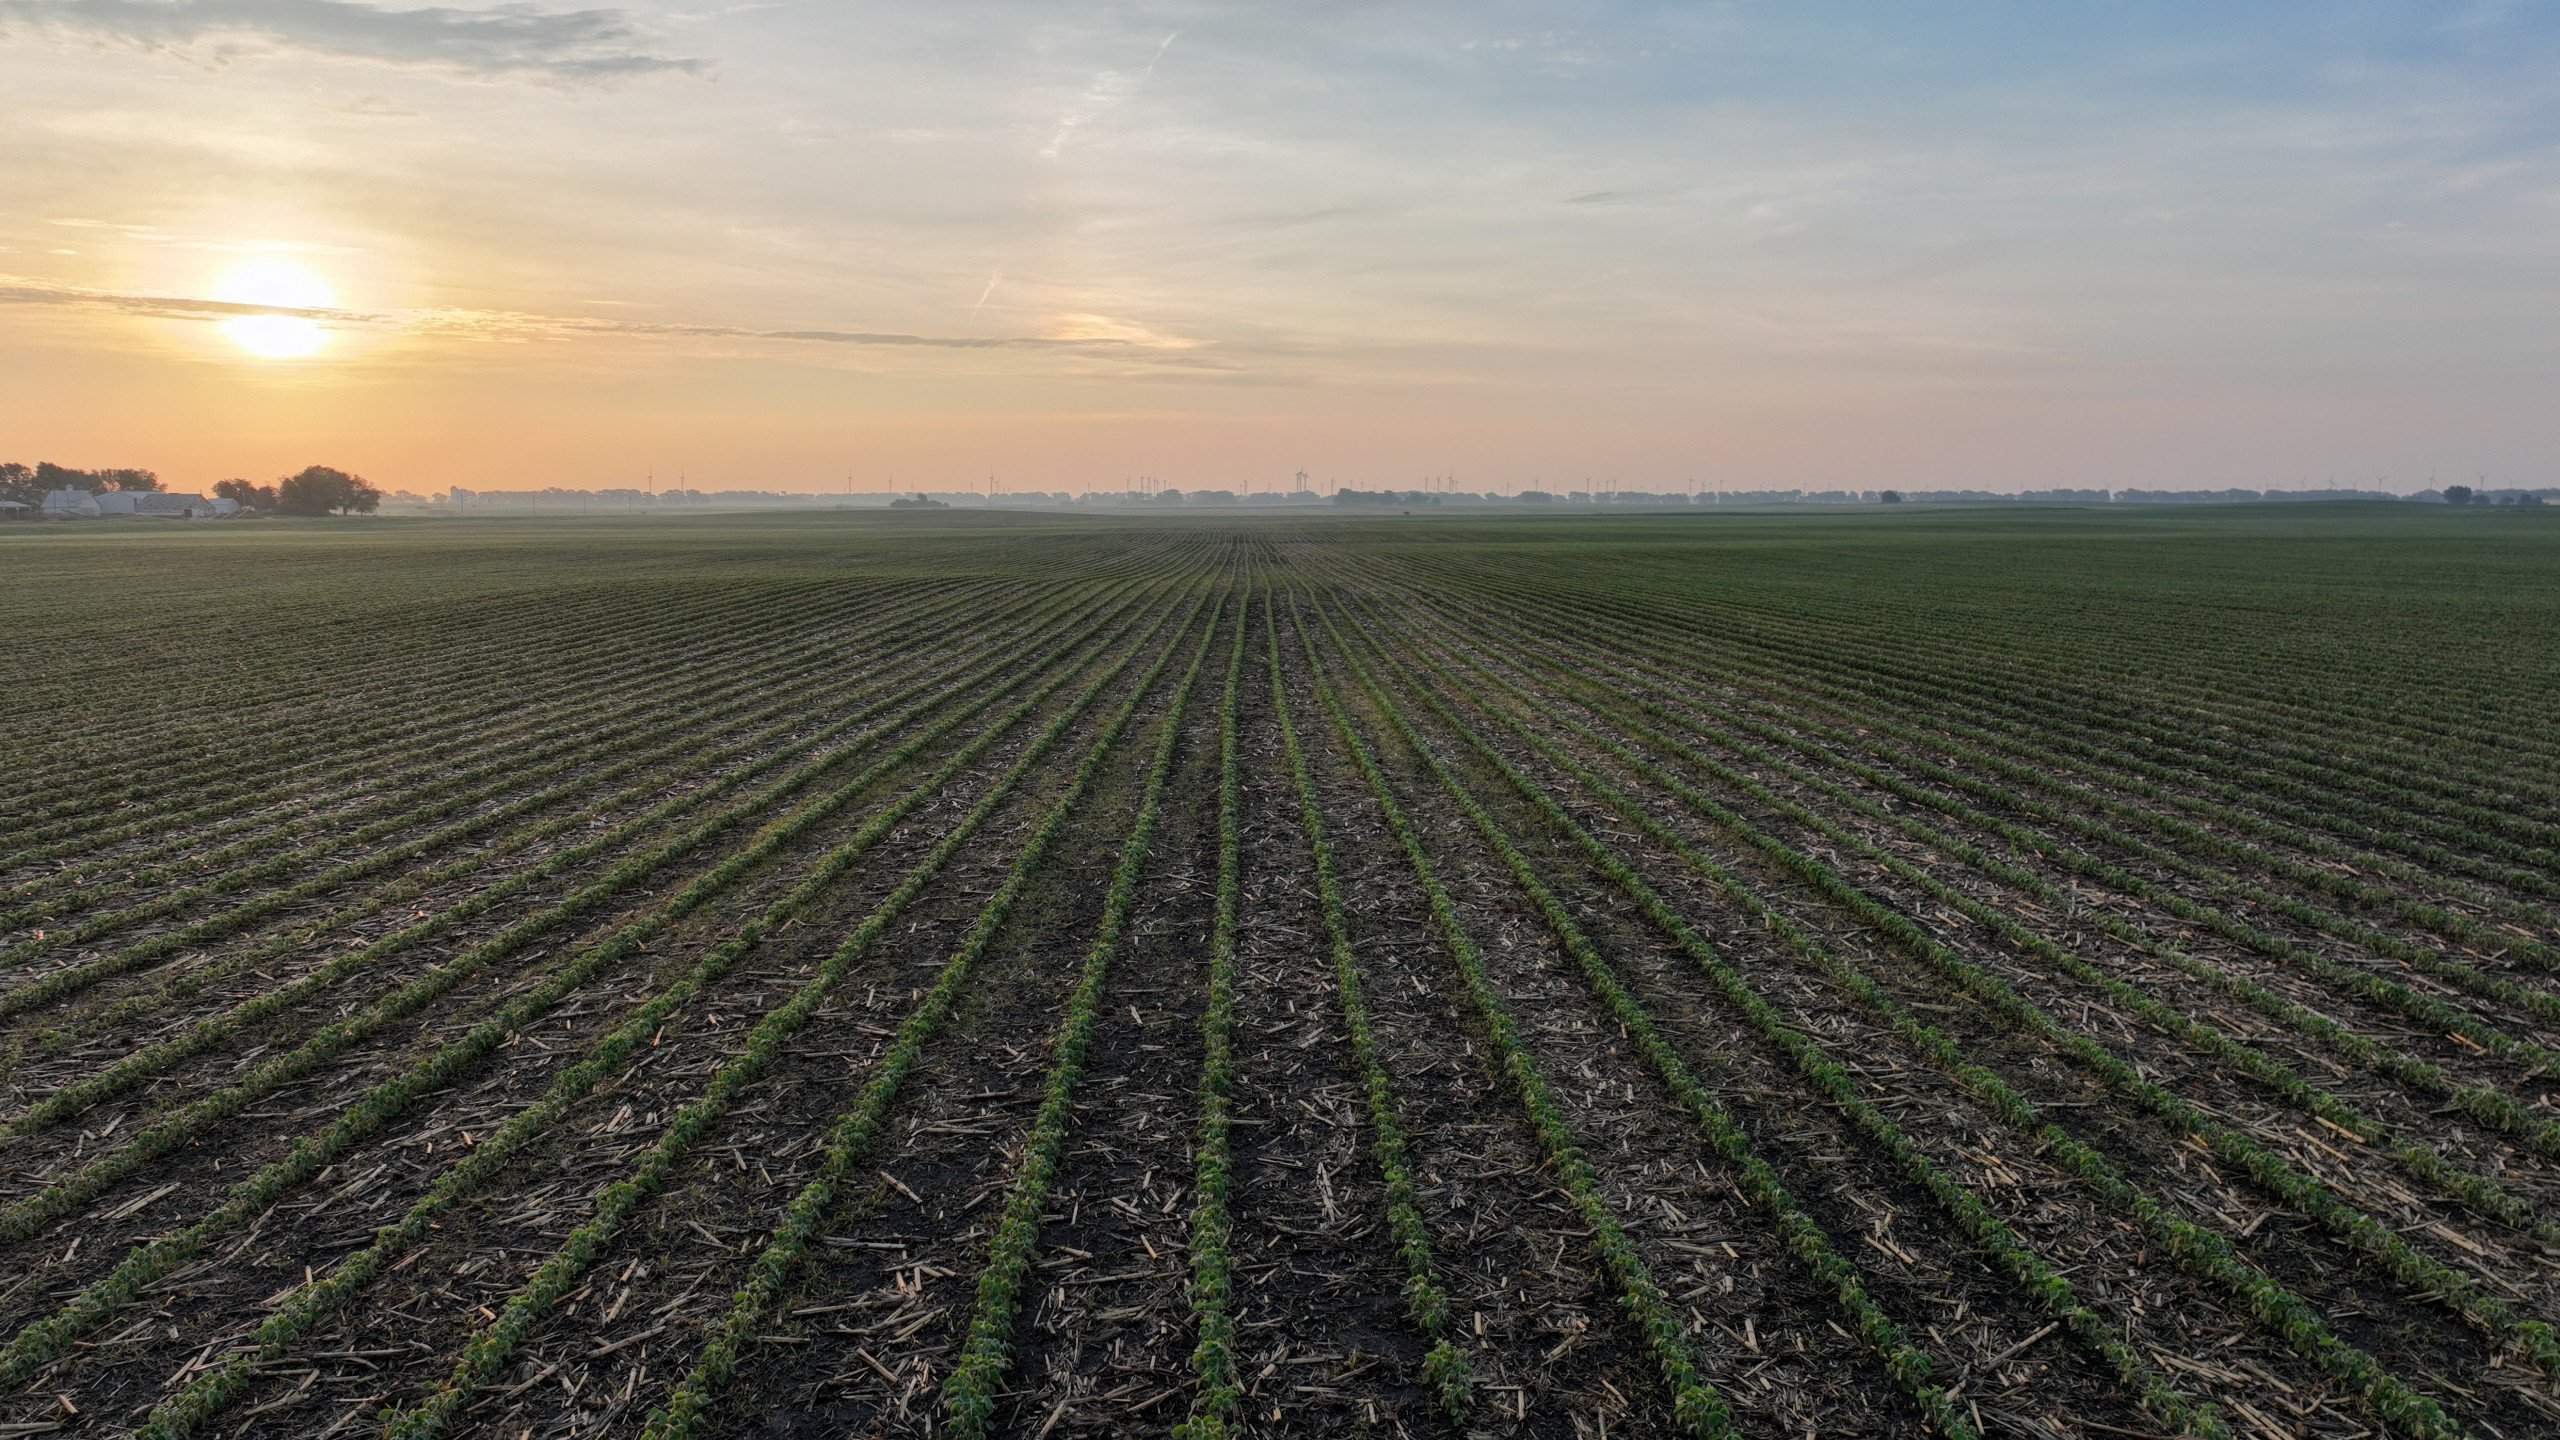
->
[128, 492, 223, 517]
[35, 488, 234, 518]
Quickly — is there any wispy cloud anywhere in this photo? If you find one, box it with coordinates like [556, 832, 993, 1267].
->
[1041, 29, 1174, 158]
[0, 273, 1206, 356]
[0, 275, 361, 322]
[0, 0, 704, 81]
[48, 218, 368, 254]
[1558, 185, 1684, 207]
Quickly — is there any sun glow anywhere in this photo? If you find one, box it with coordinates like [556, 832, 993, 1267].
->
[214, 259, 335, 359]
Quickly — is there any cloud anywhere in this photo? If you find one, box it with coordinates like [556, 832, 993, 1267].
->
[968, 263, 1003, 318]
[0, 273, 1204, 356]
[48, 219, 367, 254]
[423, 309, 1155, 351]
[0, 276, 364, 322]
[1041, 29, 1174, 158]
[1559, 185, 1684, 207]
[0, 0, 704, 81]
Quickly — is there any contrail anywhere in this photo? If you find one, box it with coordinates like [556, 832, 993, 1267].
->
[1041, 31, 1178, 158]
[970, 264, 1005, 318]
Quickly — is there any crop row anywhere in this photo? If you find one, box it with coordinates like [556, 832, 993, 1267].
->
[1430, 544, 2560, 821]
[1258, 588, 1473, 1419]
[1312, 591, 2240, 1426]
[1372, 571, 2560, 1300]
[6, 528, 1202, 857]
[1384, 578, 2560, 1207]
[1, 573, 876, 845]
[640, 580, 1235, 1440]
[1431, 575, 2560, 1032]
[134, 577, 1214, 1439]
[1416, 549, 2560, 895]
[0, 577, 1130, 1143]
[1417, 554, 2560, 934]
[1288, 594, 1741, 1438]
[0, 576, 1070, 1089]
[937, 588, 1229, 1437]
[378, 580, 1226, 1440]
[0, 576, 1007, 928]
[0, 580, 1188, 1398]
[1308, 574, 2538, 1432]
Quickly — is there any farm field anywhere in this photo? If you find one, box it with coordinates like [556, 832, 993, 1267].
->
[1, 505, 2557, 1440]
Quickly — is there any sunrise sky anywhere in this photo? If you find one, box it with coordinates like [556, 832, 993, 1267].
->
[3, 2, 2554, 495]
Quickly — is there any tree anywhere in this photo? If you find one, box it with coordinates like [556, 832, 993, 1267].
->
[214, 478, 279, 511]
[0, 463, 35, 507]
[276, 465, 382, 516]
[32, 462, 91, 493]
[1879, 489, 1905, 504]
[2443, 484, 2474, 506]
[28, 461, 159, 492]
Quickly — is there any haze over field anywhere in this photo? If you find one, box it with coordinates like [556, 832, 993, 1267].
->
[3, 2, 2555, 493]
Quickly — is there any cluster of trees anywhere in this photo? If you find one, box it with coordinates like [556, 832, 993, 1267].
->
[1085, 488, 1321, 507]
[0, 462, 161, 506]
[3, 460, 375, 515]
[215, 467, 382, 516]
[2440, 485, 2544, 507]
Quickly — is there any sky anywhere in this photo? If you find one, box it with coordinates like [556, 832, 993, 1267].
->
[2, 1, 2555, 495]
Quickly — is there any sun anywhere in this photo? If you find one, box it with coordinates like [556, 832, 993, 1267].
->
[214, 259, 335, 359]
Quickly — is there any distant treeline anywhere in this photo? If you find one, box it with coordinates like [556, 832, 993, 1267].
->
[216, 468, 383, 516]
[1, 462, 163, 505]
[443, 483, 2553, 511]
[440, 486, 1301, 510]
[1331, 484, 2554, 507]
[32, 470, 2546, 515]
[5, 462, 382, 516]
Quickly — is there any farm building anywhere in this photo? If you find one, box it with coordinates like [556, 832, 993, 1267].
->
[126, 492, 233, 518]
[46, 490, 235, 518]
